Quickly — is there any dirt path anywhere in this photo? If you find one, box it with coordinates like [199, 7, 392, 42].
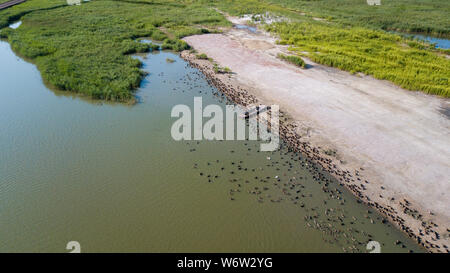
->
[183, 22, 450, 252]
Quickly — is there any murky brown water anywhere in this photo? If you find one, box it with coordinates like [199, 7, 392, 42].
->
[0, 40, 424, 252]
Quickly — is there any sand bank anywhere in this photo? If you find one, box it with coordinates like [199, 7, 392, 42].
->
[182, 25, 450, 252]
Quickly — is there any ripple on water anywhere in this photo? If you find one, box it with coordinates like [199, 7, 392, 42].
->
[0, 39, 425, 252]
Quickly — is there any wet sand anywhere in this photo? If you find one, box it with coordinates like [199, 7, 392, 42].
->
[182, 26, 450, 252]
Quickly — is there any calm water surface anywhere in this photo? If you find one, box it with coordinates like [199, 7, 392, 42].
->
[397, 32, 450, 49]
[412, 35, 450, 49]
[234, 24, 258, 33]
[0, 40, 424, 252]
[414, 35, 450, 49]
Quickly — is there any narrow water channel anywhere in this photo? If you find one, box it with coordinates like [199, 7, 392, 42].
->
[394, 31, 450, 49]
[412, 34, 450, 49]
[0, 39, 424, 252]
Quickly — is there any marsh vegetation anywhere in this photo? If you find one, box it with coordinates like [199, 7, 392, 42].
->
[209, 0, 450, 97]
[1, 0, 448, 99]
[269, 22, 450, 97]
[277, 53, 306, 68]
[0, 0, 229, 101]
[265, 0, 450, 38]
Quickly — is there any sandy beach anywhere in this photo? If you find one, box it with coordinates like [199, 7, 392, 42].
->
[182, 22, 450, 252]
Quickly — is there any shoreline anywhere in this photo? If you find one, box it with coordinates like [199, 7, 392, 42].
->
[180, 49, 449, 253]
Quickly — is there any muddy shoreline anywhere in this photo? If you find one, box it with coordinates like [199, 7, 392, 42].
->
[180, 50, 448, 253]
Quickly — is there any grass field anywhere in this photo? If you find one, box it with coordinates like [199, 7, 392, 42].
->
[0, 0, 449, 100]
[0, 0, 67, 28]
[265, 0, 450, 37]
[269, 22, 450, 97]
[0, 0, 229, 101]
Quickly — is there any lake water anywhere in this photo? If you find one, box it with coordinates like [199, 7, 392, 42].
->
[0, 39, 424, 252]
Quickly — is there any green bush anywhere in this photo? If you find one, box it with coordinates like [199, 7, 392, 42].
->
[196, 53, 209, 60]
[161, 39, 190, 51]
[277, 53, 306, 68]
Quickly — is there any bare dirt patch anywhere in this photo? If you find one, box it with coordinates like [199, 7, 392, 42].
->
[242, 39, 274, 50]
